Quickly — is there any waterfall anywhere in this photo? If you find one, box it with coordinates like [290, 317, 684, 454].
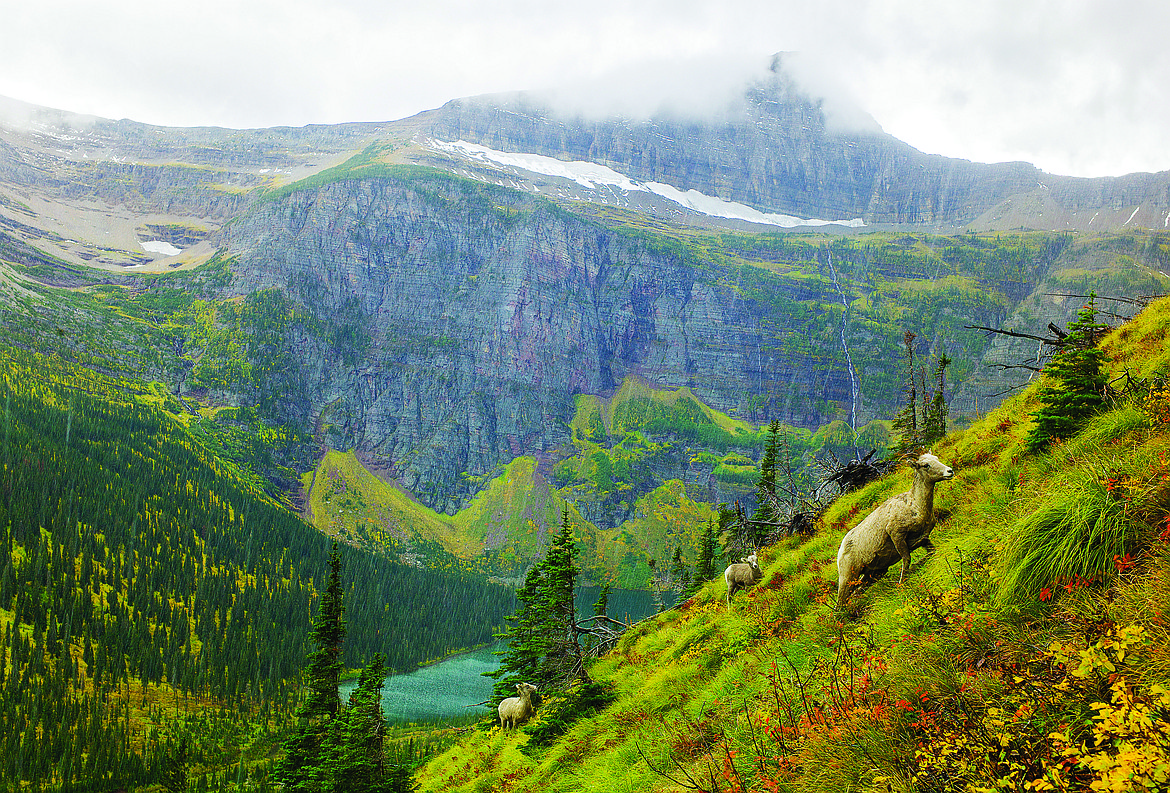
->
[826, 251, 859, 435]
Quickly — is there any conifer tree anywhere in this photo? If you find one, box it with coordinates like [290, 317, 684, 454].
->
[322, 654, 415, 793]
[490, 505, 582, 696]
[162, 737, 190, 793]
[488, 563, 550, 700]
[304, 542, 346, 720]
[921, 354, 952, 446]
[693, 517, 720, 591]
[669, 546, 690, 594]
[892, 331, 920, 454]
[1026, 295, 1110, 453]
[591, 582, 611, 620]
[749, 420, 783, 546]
[275, 541, 346, 793]
[539, 505, 582, 683]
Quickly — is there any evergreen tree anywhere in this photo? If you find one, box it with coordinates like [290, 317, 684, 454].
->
[591, 582, 611, 620]
[488, 563, 550, 700]
[323, 654, 414, 793]
[489, 505, 582, 696]
[692, 517, 720, 591]
[892, 331, 920, 454]
[1026, 295, 1111, 453]
[539, 505, 582, 683]
[304, 542, 346, 721]
[922, 354, 952, 446]
[748, 420, 783, 546]
[161, 737, 189, 793]
[669, 546, 690, 594]
[275, 542, 346, 793]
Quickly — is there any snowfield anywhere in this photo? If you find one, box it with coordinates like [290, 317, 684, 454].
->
[141, 240, 182, 256]
[427, 139, 865, 229]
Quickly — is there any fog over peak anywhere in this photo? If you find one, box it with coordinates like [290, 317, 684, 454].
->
[524, 51, 881, 135]
[0, 94, 103, 133]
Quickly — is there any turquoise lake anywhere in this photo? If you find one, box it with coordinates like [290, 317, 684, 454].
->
[341, 586, 671, 723]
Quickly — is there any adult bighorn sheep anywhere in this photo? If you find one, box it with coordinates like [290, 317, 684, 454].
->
[725, 553, 763, 609]
[497, 682, 539, 729]
[836, 452, 954, 613]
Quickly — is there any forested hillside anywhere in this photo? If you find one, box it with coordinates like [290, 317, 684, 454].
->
[0, 346, 513, 790]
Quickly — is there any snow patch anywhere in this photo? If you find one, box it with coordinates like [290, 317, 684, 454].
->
[428, 139, 865, 229]
[141, 240, 182, 256]
[1124, 206, 1141, 226]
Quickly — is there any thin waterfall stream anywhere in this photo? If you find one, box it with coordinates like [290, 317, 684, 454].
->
[826, 251, 859, 434]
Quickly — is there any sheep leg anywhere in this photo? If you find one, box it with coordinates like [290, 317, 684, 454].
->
[893, 532, 912, 584]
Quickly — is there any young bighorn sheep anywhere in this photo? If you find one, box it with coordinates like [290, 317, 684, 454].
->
[836, 452, 954, 612]
[497, 682, 539, 729]
[725, 553, 763, 609]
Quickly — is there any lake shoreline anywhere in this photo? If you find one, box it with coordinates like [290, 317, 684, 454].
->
[414, 639, 501, 671]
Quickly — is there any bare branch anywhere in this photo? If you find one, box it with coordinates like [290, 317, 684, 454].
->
[635, 741, 713, 792]
[1045, 292, 1167, 307]
[963, 324, 1066, 345]
[982, 383, 1030, 399]
[987, 363, 1044, 373]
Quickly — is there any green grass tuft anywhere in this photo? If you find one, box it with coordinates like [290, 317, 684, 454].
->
[996, 463, 1145, 605]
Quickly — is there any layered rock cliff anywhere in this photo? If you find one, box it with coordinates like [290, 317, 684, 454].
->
[217, 168, 1041, 513]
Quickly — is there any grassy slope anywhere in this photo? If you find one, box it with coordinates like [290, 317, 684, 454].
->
[302, 450, 582, 578]
[302, 378, 734, 585]
[301, 447, 715, 587]
[302, 449, 468, 557]
[415, 296, 1170, 793]
[599, 376, 757, 437]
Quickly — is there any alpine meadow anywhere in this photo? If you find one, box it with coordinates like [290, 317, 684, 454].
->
[3, 52, 1170, 793]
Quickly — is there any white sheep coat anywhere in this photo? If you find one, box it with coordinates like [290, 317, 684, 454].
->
[836, 453, 953, 610]
[724, 553, 762, 607]
[498, 682, 538, 729]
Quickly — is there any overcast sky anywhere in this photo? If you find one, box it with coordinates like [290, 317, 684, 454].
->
[1, 0, 1165, 178]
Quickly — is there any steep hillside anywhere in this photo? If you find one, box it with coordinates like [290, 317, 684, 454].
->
[413, 295, 1170, 792]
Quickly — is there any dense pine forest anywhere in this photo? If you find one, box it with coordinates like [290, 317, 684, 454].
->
[0, 346, 514, 791]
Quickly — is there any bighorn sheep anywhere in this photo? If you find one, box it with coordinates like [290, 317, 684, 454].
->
[497, 682, 539, 729]
[836, 452, 954, 612]
[725, 553, 763, 609]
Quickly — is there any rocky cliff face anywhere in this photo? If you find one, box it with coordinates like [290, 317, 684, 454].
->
[220, 173, 884, 511]
[413, 64, 1170, 231]
[5, 84, 1170, 521]
[214, 165, 1086, 514]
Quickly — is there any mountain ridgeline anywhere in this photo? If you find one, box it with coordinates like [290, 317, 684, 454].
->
[414, 58, 1170, 230]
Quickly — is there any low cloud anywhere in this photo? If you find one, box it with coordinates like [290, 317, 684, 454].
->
[522, 50, 882, 136]
[1, 0, 1167, 176]
[533, 53, 769, 121]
